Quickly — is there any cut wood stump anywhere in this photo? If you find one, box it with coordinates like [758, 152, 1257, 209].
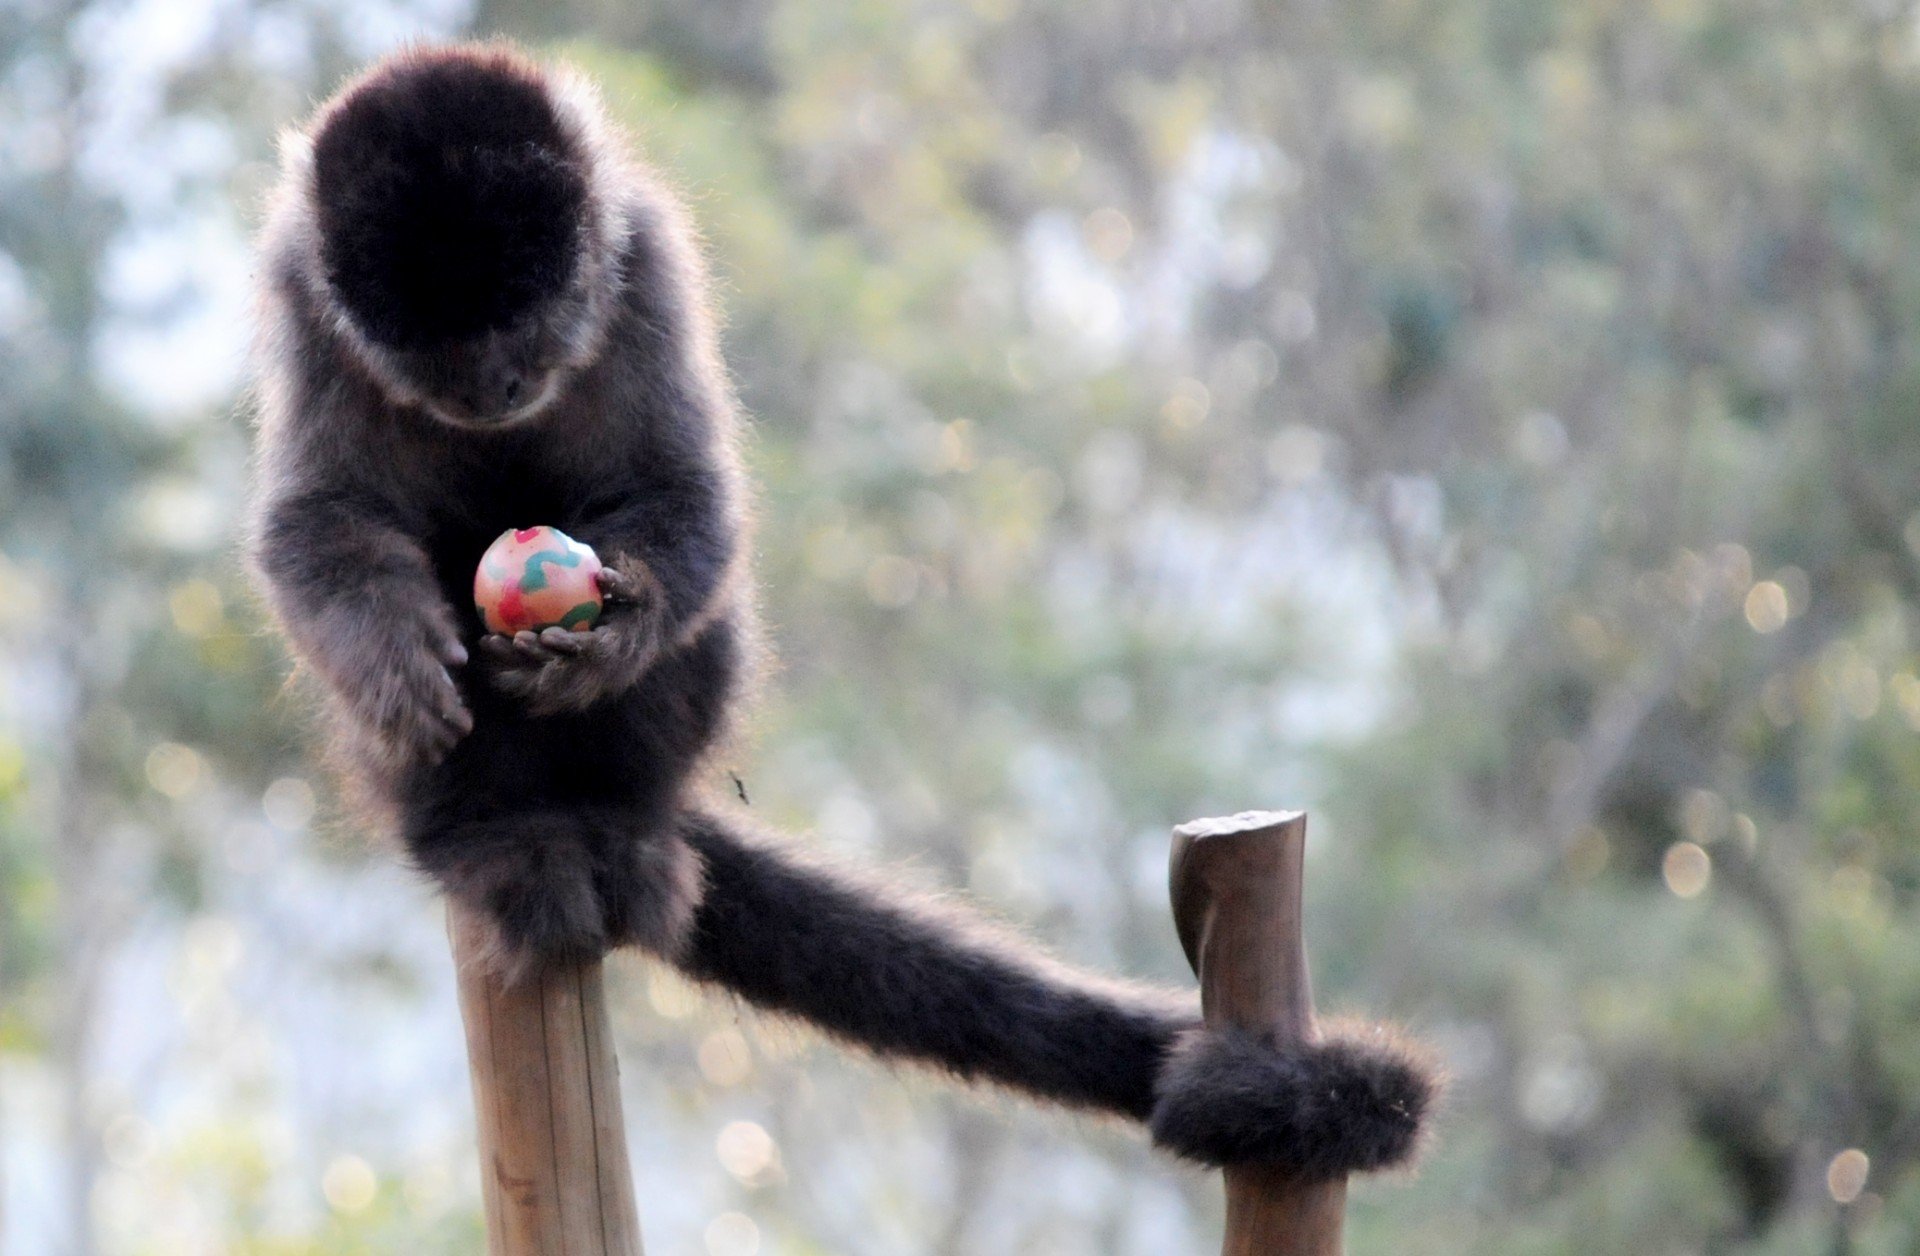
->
[450, 905, 644, 1255]
[1170, 810, 1345, 1256]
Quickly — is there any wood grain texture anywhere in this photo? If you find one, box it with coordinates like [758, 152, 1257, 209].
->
[1170, 810, 1346, 1256]
[451, 906, 644, 1255]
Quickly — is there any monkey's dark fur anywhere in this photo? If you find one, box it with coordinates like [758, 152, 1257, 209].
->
[246, 43, 1437, 1178]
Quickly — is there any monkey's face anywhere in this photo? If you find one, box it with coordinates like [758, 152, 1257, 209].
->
[305, 47, 604, 431]
[383, 318, 572, 430]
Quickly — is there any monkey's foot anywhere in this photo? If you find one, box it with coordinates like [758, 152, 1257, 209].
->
[1148, 1021, 1438, 1179]
[591, 829, 703, 959]
[417, 816, 610, 981]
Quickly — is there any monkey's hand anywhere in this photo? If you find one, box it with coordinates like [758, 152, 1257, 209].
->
[478, 563, 664, 716]
[339, 602, 474, 767]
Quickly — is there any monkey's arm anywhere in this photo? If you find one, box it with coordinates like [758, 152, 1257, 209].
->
[482, 460, 736, 715]
[250, 489, 473, 765]
[672, 807, 1436, 1177]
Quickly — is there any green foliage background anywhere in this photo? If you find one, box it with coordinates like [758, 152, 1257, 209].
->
[3, 0, 1919, 1251]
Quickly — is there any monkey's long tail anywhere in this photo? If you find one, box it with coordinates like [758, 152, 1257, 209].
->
[668, 805, 1438, 1175]
[672, 804, 1185, 1120]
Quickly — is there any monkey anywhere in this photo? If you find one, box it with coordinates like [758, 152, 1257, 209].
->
[244, 42, 1436, 1180]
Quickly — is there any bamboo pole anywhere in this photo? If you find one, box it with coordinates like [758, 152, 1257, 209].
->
[1169, 810, 1345, 1256]
[449, 904, 645, 1255]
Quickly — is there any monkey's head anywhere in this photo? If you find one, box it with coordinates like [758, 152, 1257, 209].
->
[302, 46, 618, 429]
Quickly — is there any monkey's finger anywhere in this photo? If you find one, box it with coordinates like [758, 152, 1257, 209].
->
[431, 668, 474, 733]
[434, 636, 470, 668]
[407, 710, 456, 759]
[537, 626, 586, 655]
[511, 630, 553, 660]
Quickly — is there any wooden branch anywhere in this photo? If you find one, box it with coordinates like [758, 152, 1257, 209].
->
[1170, 810, 1345, 1256]
[450, 905, 645, 1255]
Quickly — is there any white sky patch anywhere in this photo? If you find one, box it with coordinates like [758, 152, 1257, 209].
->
[95, 210, 253, 423]
[338, 0, 473, 59]
[125, 474, 230, 549]
[1021, 128, 1289, 374]
[1023, 210, 1129, 365]
[1117, 488, 1402, 742]
[1138, 129, 1284, 351]
[72, 0, 239, 209]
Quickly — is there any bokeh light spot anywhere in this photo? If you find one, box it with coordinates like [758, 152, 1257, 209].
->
[322, 1154, 377, 1214]
[1662, 842, 1711, 899]
[1827, 1149, 1869, 1203]
[144, 742, 204, 799]
[698, 1027, 753, 1087]
[1160, 378, 1211, 431]
[168, 579, 224, 636]
[647, 969, 700, 1020]
[1744, 581, 1788, 633]
[262, 777, 315, 830]
[716, 1120, 776, 1181]
[705, 1211, 760, 1256]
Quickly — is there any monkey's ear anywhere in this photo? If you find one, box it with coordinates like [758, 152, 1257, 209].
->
[307, 44, 589, 350]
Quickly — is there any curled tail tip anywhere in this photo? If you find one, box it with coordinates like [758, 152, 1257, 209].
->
[1148, 1020, 1443, 1179]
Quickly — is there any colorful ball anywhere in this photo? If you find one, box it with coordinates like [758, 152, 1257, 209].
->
[473, 526, 604, 635]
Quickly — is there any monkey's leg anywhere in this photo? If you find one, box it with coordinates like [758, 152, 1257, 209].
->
[409, 805, 700, 981]
[671, 806, 1437, 1174]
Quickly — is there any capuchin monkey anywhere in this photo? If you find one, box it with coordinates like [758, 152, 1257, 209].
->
[246, 42, 1435, 1178]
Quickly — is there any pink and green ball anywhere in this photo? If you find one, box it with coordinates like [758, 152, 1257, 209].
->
[473, 526, 604, 635]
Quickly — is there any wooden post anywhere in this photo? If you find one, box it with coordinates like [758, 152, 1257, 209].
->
[1169, 810, 1345, 1256]
[450, 905, 645, 1255]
